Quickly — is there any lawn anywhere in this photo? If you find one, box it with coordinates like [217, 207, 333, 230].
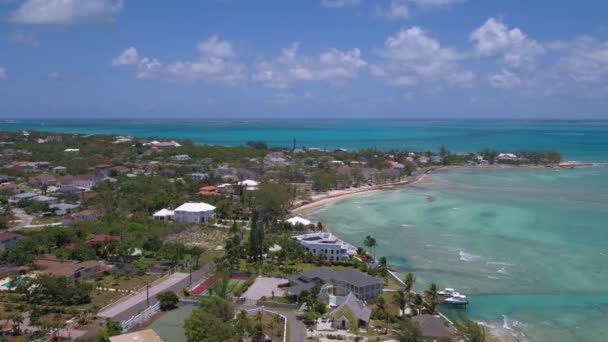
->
[95, 273, 161, 291]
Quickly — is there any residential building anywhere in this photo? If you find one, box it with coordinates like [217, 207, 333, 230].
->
[52, 166, 67, 173]
[328, 292, 372, 330]
[33, 195, 58, 205]
[34, 255, 111, 280]
[85, 234, 120, 245]
[286, 268, 383, 301]
[171, 154, 191, 162]
[286, 216, 313, 227]
[152, 208, 175, 221]
[173, 202, 216, 223]
[190, 173, 209, 181]
[264, 152, 289, 166]
[0, 232, 24, 251]
[8, 192, 38, 204]
[63, 209, 101, 224]
[238, 179, 259, 191]
[412, 314, 454, 341]
[291, 232, 356, 262]
[49, 202, 80, 216]
[197, 185, 219, 196]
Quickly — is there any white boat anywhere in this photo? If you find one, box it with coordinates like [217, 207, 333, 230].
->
[444, 293, 469, 305]
[437, 288, 456, 297]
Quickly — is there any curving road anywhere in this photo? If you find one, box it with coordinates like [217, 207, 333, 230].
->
[9, 208, 33, 230]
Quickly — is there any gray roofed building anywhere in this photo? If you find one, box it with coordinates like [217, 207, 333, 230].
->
[49, 203, 80, 216]
[412, 314, 454, 339]
[329, 292, 372, 330]
[286, 267, 383, 301]
[8, 192, 39, 204]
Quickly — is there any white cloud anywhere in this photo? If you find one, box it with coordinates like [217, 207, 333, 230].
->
[470, 17, 544, 70]
[410, 0, 465, 9]
[0, 67, 6, 80]
[375, 0, 410, 20]
[9, 30, 39, 47]
[112, 47, 139, 66]
[47, 71, 65, 80]
[253, 43, 367, 88]
[551, 36, 608, 83]
[488, 69, 521, 89]
[321, 0, 361, 8]
[112, 36, 246, 85]
[11, 0, 123, 24]
[371, 26, 474, 87]
[197, 35, 235, 58]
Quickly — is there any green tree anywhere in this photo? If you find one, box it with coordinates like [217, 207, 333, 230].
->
[156, 290, 179, 311]
[456, 319, 486, 342]
[184, 310, 233, 342]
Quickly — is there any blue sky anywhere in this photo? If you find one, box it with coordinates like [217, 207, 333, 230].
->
[1, 0, 607, 119]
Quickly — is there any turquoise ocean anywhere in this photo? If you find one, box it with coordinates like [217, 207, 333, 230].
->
[3, 119, 608, 340]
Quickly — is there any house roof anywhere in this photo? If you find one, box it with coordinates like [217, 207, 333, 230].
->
[412, 314, 453, 338]
[287, 216, 312, 226]
[153, 208, 175, 217]
[0, 232, 24, 242]
[85, 234, 120, 245]
[238, 179, 259, 186]
[286, 268, 382, 296]
[330, 292, 371, 323]
[175, 202, 216, 212]
[34, 256, 102, 278]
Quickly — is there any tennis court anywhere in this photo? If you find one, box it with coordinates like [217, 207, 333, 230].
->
[150, 305, 196, 342]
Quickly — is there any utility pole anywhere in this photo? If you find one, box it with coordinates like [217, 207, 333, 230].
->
[146, 280, 149, 307]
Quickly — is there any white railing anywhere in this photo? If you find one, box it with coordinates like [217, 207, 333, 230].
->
[121, 302, 160, 332]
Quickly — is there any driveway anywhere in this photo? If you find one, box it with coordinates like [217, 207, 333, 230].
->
[240, 276, 288, 301]
[9, 208, 33, 230]
[98, 270, 206, 322]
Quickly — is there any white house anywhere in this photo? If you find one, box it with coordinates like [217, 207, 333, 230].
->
[238, 179, 259, 191]
[498, 153, 518, 162]
[291, 232, 356, 262]
[286, 216, 312, 227]
[64, 148, 80, 153]
[173, 202, 216, 224]
[153, 208, 175, 221]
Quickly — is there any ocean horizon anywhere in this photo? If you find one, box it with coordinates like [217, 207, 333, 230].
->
[3, 118, 608, 162]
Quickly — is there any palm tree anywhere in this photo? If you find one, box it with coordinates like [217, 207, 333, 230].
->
[404, 273, 416, 293]
[364, 235, 377, 260]
[424, 283, 439, 314]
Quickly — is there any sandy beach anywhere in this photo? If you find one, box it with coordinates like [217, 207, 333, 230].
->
[290, 162, 588, 214]
[291, 168, 433, 214]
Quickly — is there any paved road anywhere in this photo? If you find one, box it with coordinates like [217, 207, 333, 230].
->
[98, 270, 206, 322]
[9, 208, 33, 230]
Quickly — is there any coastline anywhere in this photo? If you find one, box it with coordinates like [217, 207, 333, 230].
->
[290, 162, 593, 215]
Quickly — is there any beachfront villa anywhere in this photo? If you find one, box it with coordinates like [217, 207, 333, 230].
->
[174, 202, 216, 223]
[291, 232, 356, 262]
